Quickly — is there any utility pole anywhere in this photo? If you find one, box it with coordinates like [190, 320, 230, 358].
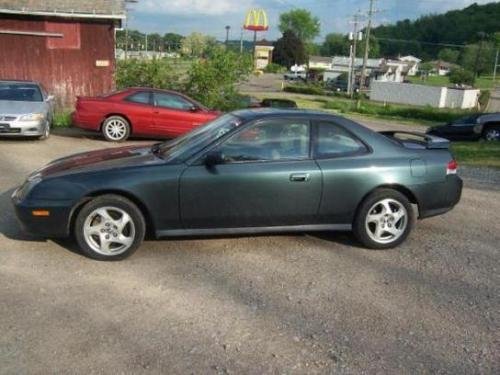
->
[240, 28, 244, 54]
[494, 48, 499, 85]
[360, 0, 377, 91]
[474, 32, 486, 79]
[123, 0, 138, 60]
[348, 12, 362, 97]
[225, 25, 231, 46]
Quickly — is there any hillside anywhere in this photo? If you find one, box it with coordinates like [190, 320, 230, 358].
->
[371, 2, 500, 59]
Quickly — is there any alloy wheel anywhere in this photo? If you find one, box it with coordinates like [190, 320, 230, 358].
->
[104, 119, 127, 141]
[83, 206, 135, 255]
[365, 198, 408, 245]
[485, 129, 500, 141]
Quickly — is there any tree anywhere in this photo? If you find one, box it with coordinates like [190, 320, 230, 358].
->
[181, 32, 217, 58]
[449, 67, 475, 86]
[273, 30, 307, 68]
[278, 9, 320, 43]
[163, 33, 183, 51]
[185, 49, 253, 110]
[438, 48, 460, 64]
[461, 42, 496, 76]
[321, 33, 349, 56]
[357, 34, 380, 58]
[147, 33, 162, 51]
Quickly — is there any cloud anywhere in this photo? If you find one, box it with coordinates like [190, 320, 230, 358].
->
[140, 0, 255, 16]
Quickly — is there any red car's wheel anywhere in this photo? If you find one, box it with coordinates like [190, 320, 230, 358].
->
[102, 116, 130, 142]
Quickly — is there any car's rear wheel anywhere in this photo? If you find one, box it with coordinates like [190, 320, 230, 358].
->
[483, 126, 500, 141]
[74, 195, 145, 260]
[102, 116, 130, 142]
[353, 189, 414, 249]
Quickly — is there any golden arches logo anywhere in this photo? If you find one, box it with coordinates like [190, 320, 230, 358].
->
[244, 8, 269, 31]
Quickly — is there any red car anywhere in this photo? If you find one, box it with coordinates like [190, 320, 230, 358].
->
[72, 88, 220, 141]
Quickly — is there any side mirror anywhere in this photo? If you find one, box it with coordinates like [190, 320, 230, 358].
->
[189, 105, 199, 112]
[46, 95, 55, 102]
[204, 150, 224, 167]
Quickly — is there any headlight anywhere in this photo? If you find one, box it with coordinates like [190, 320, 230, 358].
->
[19, 113, 45, 122]
[16, 174, 42, 200]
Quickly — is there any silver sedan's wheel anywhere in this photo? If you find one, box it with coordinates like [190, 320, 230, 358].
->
[365, 199, 408, 244]
[74, 195, 145, 260]
[484, 128, 500, 141]
[102, 116, 130, 142]
[83, 206, 135, 256]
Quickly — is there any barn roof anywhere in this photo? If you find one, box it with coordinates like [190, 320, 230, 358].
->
[0, 0, 125, 19]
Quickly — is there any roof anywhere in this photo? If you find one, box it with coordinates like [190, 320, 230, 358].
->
[231, 108, 336, 121]
[332, 56, 382, 68]
[430, 60, 460, 69]
[309, 55, 333, 64]
[399, 55, 422, 63]
[0, 0, 125, 19]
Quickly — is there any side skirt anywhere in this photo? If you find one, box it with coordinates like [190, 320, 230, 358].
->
[156, 224, 352, 238]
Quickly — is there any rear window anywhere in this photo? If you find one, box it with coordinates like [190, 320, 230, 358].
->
[0, 83, 43, 102]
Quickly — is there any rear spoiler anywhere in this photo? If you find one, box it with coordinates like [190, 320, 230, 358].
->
[379, 131, 450, 150]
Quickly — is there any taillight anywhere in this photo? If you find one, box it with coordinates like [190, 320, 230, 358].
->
[447, 159, 458, 175]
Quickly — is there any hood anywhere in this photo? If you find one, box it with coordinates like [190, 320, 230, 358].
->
[36, 144, 162, 179]
[0, 100, 48, 115]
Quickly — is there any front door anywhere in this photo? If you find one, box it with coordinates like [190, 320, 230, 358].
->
[179, 118, 322, 228]
[152, 92, 206, 137]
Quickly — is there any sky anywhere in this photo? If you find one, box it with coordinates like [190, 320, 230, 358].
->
[127, 0, 496, 41]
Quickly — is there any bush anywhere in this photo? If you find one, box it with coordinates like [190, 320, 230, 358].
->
[449, 68, 475, 86]
[53, 111, 72, 128]
[116, 58, 181, 91]
[264, 63, 286, 74]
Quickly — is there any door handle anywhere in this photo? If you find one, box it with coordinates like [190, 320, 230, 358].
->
[290, 173, 310, 182]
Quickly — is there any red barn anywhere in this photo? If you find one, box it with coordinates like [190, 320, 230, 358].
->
[0, 0, 125, 108]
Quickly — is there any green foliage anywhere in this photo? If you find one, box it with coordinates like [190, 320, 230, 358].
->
[321, 33, 349, 57]
[180, 32, 218, 58]
[438, 48, 460, 64]
[116, 58, 181, 90]
[478, 90, 490, 109]
[273, 30, 307, 68]
[461, 42, 497, 76]
[184, 49, 253, 111]
[323, 100, 471, 123]
[371, 2, 500, 59]
[116, 50, 252, 111]
[53, 111, 72, 128]
[449, 67, 475, 86]
[116, 30, 183, 51]
[264, 63, 286, 74]
[278, 9, 320, 43]
[450, 142, 500, 168]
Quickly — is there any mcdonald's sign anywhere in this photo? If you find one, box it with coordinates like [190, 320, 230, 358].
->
[243, 9, 269, 31]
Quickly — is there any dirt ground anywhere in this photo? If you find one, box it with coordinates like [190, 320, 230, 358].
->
[0, 124, 498, 374]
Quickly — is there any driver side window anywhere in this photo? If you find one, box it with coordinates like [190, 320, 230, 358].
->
[218, 119, 310, 162]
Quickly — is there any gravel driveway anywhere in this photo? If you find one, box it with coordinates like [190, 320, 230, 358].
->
[0, 127, 498, 374]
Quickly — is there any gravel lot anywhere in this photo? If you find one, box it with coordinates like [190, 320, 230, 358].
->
[0, 125, 499, 374]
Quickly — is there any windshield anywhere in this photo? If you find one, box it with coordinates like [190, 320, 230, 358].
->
[0, 83, 43, 102]
[159, 114, 242, 161]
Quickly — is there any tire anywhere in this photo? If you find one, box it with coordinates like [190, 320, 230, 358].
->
[353, 189, 414, 250]
[74, 194, 146, 261]
[102, 116, 130, 142]
[482, 126, 500, 142]
[38, 121, 50, 140]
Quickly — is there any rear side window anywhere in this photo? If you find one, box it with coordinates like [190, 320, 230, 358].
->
[125, 92, 151, 105]
[154, 93, 194, 110]
[315, 121, 368, 158]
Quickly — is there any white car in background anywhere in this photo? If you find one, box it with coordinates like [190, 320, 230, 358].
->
[0, 80, 54, 140]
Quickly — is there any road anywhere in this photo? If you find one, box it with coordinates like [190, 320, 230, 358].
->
[0, 127, 498, 374]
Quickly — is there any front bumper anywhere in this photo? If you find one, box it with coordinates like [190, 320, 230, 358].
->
[11, 188, 74, 238]
[0, 119, 45, 136]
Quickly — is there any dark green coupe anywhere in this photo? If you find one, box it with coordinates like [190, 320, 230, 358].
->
[12, 109, 462, 260]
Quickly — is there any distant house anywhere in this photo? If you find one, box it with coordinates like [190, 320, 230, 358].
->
[308, 55, 333, 70]
[0, 0, 125, 107]
[399, 55, 421, 76]
[323, 56, 383, 82]
[429, 60, 459, 76]
[374, 59, 413, 83]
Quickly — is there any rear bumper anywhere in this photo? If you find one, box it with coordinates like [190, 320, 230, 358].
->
[71, 111, 100, 131]
[11, 189, 73, 238]
[417, 175, 463, 219]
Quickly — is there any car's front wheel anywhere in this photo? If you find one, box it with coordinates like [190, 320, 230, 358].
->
[353, 189, 414, 249]
[483, 126, 500, 141]
[74, 195, 146, 260]
[102, 116, 130, 142]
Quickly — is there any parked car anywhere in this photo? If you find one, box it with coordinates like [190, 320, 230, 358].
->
[72, 88, 220, 142]
[326, 78, 359, 93]
[0, 80, 54, 139]
[426, 113, 500, 141]
[283, 72, 306, 82]
[13, 109, 462, 261]
[260, 98, 298, 109]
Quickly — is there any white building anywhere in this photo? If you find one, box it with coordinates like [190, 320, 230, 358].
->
[399, 55, 421, 76]
[308, 55, 333, 70]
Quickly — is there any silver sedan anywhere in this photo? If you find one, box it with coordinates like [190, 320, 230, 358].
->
[0, 80, 54, 139]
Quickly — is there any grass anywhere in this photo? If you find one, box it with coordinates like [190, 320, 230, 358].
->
[451, 142, 500, 168]
[53, 111, 72, 128]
